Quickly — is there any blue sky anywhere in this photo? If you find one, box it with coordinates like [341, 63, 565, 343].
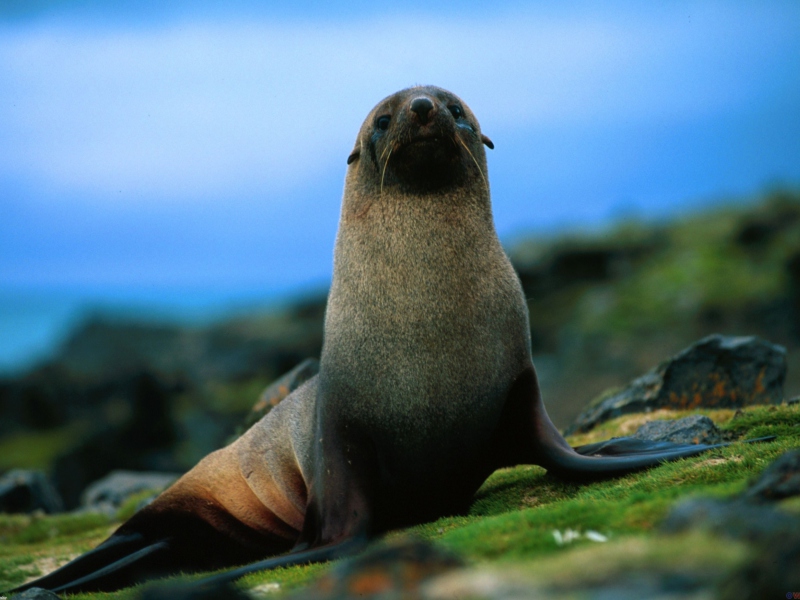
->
[0, 1, 799, 370]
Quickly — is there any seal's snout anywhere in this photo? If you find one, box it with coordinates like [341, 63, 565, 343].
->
[409, 96, 436, 124]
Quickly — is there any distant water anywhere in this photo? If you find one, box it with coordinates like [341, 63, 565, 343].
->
[0, 283, 326, 376]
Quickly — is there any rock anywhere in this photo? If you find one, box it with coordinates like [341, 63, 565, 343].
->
[566, 334, 786, 435]
[136, 580, 250, 600]
[662, 451, 800, 600]
[0, 364, 99, 436]
[513, 238, 659, 298]
[740, 449, 800, 503]
[718, 534, 800, 600]
[237, 358, 319, 436]
[661, 497, 800, 541]
[663, 450, 800, 540]
[0, 469, 63, 514]
[53, 306, 325, 385]
[422, 568, 547, 600]
[424, 567, 712, 600]
[80, 470, 181, 514]
[734, 204, 800, 248]
[51, 370, 181, 509]
[291, 538, 463, 599]
[254, 358, 319, 414]
[632, 414, 726, 445]
[12, 587, 62, 600]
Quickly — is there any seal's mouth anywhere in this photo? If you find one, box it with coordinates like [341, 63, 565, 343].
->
[389, 133, 462, 192]
[399, 134, 447, 150]
[394, 131, 458, 158]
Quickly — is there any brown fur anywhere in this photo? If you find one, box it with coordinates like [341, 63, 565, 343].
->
[16, 86, 738, 595]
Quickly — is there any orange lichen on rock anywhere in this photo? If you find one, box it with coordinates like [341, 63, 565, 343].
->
[712, 377, 727, 401]
[270, 384, 290, 406]
[348, 569, 394, 595]
[753, 368, 767, 398]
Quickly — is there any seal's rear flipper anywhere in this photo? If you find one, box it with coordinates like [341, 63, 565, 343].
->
[540, 435, 777, 481]
[498, 366, 778, 480]
[10, 532, 170, 595]
[573, 435, 775, 458]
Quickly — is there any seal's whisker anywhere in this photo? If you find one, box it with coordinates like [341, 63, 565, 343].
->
[379, 142, 393, 164]
[380, 147, 393, 196]
[454, 134, 488, 190]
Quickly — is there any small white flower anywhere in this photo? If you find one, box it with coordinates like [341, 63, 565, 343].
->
[552, 528, 608, 545]
[585, 530, 608, 543]
[249, 582, 281, 598]
[552, 529, 563, 545]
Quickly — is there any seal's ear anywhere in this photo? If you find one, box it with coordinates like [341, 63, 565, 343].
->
[347, 148, 361, 164]
[481, 134, 494, 150]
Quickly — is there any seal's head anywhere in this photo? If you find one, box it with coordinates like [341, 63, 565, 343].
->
[345, 86, 494, 197]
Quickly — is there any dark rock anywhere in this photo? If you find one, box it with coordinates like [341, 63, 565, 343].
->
[289, 294, 327, 322]
[238, 358, 319, 436]
[57, 317, 188, 380]
[0, 469, 64, 514]
[664, 450, 800, 540]
[80, 470, 180, 514]
[0, 365, 83, 435]
[662, 451, 800, 600]
[55, 307, 325, 384]
[735, 210, 800, 248]
[514, 239, 659, 299]
[740, 449, 800, 503]
[633, 414, 725, 445]
[718, 534, 800, 600]
[0, 360, 187, 440]
[12, 587, 62, 600]
[51, 370, 180, 509]
[661, 497, 800, 541]
[566, 334, 786, 434]
[292, 538, 463, 599]
[137, 581, 249, 600]
[781, 242, 800, 341]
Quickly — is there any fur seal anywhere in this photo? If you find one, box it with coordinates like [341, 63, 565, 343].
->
[12, 86, 765, 595]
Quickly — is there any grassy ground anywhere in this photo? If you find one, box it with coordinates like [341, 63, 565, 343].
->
[2, 403, 798, 598]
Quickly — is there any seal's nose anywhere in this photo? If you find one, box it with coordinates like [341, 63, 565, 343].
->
[409, 96, 435, 124]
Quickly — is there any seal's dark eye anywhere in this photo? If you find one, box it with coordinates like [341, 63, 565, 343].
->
[448, 105, 463, 119]
[376, 115, 390, 131]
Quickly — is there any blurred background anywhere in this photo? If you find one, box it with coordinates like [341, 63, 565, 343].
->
[1, 1, 799, 508]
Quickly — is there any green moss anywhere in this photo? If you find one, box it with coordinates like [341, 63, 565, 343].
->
[720, 403, 800, 439]
[204, 378, 273, 414]
[484, 532, 748, 592]
[0, 553, 39, 590]
[2, 403, 797, 597]
[237, 562, 329, 593]
[0, 513, 114, 592]
[0, 423, 89, 471]
[0, 512, 111, 545]
[567, 192, 800, 338]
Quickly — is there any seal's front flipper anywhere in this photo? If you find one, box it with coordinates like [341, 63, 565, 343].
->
[189, 536, 367, 589]
[10, 531, 170, 595]
[180, 440, 375, 591]
[9, 486, 294, 595]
